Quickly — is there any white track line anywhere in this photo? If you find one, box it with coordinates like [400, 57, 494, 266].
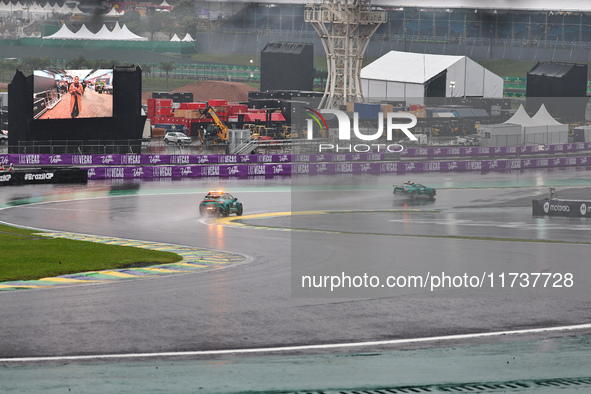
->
[2, 323, 591, 362]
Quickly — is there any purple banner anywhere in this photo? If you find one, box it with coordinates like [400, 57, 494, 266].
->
[85, 163, 293, 180]
[76, 155, 591, 179]
[2, 142, 591, 167]
[402, 142, 591, 157]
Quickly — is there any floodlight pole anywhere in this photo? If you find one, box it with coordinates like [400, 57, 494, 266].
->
[305, 0, 386, 109]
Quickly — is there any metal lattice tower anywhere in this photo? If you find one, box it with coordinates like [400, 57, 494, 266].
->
[305, 0, 386, 109]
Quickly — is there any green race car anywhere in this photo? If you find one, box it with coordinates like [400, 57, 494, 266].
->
[393, 182, 436, 199]
[199, 190, 244, 217]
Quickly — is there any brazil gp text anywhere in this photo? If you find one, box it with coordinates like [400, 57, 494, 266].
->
[300, 272, 574, 292]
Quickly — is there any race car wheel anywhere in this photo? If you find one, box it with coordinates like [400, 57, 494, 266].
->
[223, 205, 230, 217]
[237, 205, 243, 216]
[199, 208, 205, 216]
[429, 190, 436, 199]
[410, 190, 417, 199]
[164, 139, 169, 144]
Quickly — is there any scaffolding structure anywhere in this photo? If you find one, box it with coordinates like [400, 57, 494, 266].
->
[305, 0, 386, 109]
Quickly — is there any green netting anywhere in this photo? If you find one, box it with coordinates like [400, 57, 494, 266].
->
[18, 38, 198, 55]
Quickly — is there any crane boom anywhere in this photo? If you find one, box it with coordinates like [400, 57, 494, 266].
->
[204, 105, 229, 142]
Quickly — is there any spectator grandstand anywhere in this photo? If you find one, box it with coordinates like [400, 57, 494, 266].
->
[196, 1, 591, 61]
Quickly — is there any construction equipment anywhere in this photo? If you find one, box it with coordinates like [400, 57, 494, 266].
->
[199, 105, 229, 146]
[279, 125, 297, 139]
[251, 125, 272, 140]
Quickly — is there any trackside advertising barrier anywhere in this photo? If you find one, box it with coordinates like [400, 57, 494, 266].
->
[1, 142, 591, 167]
[0, 168, 87, 185]
[78, 156, 591, 179]
[532, 199, 591, 218]
[1, 145, 591, 180]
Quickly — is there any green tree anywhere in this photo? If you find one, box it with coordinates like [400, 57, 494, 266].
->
[20, 56, 53, 71]
[159, 61, 176, 90]
[0, 59, 18, 81]
[159, 13, 176, 39]
[147, 12, 165, 41]
[119, 9, 141, 32]
[172, 0, 195, 17]
[66, 55, 91, 69]
[89, 58, 109, 69]
[179, 15, 198, 40]
[140, 63, 152, 79]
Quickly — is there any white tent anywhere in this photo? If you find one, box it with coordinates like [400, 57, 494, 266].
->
[504, 105, 539, 128]
[117, 25, 148, 41]
[360, 51, 503, 104]
[478, 104, 568, 146]
[44, 23, 147, 41]
[74, 24, 96, 40]
[44, 23, 74, 39]
[112, 22, 122, 34]
[56, 3, 72, 14]
[95, 25, 117, 40]
[105, 7, 121, 17]
[170, 33, 181, 42]
[532, 104, 564, 127]
[70, 6, 84, 15]
[181, 33, 194, 42]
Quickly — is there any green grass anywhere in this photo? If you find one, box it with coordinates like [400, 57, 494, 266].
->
[0, 224, 182, 282]
[477, 59, 591, 79]
[186, 53, 262, 67]
[476, 59, 538, 78]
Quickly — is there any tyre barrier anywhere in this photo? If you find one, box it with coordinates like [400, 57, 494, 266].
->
[532, 199, 591, 218]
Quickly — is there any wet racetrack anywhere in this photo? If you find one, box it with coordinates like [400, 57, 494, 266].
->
[0, 169, 590, 360]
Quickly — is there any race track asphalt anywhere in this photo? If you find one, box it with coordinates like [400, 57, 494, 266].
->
[1, 169, 590, 392]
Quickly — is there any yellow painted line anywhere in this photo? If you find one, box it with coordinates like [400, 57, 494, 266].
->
[0, 285, 48, 289]
[99, 271, 143, 278]
[173, 263, 210, 268]
[38, 278, 98, 283]
[219, 210, 436, 226]
[143, 268, 189, 273]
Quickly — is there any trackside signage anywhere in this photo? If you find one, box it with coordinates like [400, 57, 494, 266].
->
[305, 109, 418, 153]
[532, 199, 591, 218]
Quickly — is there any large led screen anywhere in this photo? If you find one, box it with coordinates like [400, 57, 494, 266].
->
[33, 69, 114, 120]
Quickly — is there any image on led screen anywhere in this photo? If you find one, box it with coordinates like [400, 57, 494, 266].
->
[33, 69, 113, 120]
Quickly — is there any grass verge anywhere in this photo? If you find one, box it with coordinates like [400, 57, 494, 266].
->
[0, 224, 182, 282]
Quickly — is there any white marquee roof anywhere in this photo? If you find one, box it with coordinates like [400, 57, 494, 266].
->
[118, 25, 147, 41]
[105, 7, 121, 17]
[45, 23, 74, 39]
[504, 105, 539, 127]
[504, 104, 565, 127]
[75, 24, 96, 40]
[531, 104, 564, 126]
[0, 1, 88, 15]
[361, 51, 463, 84]
[112, 22, 122, 34]
[44, 23, 147, 41]
[95, 25, 117, 40]
[360, 50, 504, 100]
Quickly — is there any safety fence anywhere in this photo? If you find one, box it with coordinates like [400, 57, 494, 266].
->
[2, 141, 590, 166]
[1, 142, 591, 180]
